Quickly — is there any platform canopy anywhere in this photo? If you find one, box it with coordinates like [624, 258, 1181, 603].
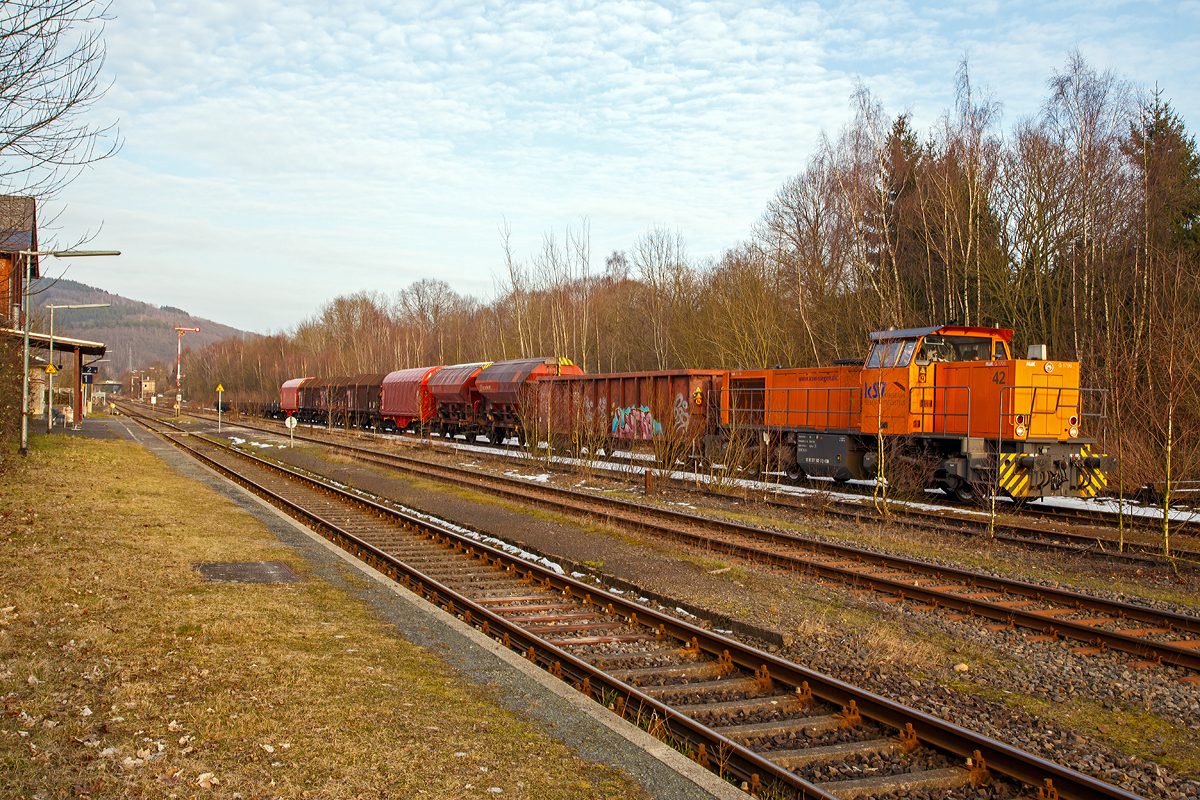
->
[0, 327, 106, 357]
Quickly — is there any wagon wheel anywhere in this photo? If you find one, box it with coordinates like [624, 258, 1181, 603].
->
[742, 451, 764, 480]
[786, 464, 806, 483]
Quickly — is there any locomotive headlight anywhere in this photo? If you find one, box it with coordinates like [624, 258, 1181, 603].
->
[1069, 426, 1080, 438]
[1015, 424, 1026, 437]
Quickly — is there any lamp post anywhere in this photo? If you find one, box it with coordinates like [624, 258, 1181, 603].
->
[46, 303, 110, 431]
[174, 326, 200, 417]
[19, 250, 120, 456]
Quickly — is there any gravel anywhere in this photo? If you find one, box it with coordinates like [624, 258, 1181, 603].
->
[231, 430, 1200, 799]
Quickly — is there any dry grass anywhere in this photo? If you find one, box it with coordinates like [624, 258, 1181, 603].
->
[691, 500, 1200, 610]
[972, 686, 1200, 778]
[0, 436, 645, 799]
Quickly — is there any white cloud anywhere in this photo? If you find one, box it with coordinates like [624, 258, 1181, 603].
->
[46, 0, 1200, 333]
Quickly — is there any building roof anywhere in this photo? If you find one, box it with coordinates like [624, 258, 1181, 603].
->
[0, 196, 38, 278]
[0, 327, 106, 357]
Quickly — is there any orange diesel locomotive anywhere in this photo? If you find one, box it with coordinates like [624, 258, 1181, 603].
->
[722, 325, 1107, 501]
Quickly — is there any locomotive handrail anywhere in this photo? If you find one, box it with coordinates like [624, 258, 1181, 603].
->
[998, 384, 1071, 440]
[725, 385, 861, 431]
[994, 384, 1107, 441]
[908, 384, 972, 438]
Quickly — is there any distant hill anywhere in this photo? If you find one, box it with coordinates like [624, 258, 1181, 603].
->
[28, 277, 253, 377]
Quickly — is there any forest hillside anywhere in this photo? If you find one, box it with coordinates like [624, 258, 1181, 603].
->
[28, 277, 251, 379]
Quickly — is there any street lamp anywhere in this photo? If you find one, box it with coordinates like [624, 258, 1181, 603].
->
[46, 302, 110, 432]
[20, 250, 121, 455]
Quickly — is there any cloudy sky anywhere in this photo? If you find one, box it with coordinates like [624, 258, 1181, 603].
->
[47, 0, 1200, 333]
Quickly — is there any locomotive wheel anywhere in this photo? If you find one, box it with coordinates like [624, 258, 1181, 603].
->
[946, 481, 1009, 506]
[951, 483, 976, 503]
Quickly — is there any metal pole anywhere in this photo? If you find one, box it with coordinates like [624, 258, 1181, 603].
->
[218, 388, 222, 432]
[19, 252, 31, 455]
[47, 306, 54, 432]
[177, 330, 182, 417]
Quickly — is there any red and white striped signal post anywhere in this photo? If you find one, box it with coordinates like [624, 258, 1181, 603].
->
[174, 326, 200, 416]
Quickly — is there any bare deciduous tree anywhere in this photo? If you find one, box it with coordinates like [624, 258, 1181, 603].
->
[0, 0, 120, 196]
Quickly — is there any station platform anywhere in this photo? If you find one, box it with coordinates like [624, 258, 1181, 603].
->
[27, 413, 125, 441]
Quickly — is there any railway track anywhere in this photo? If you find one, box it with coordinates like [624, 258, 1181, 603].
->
[182, 405, 1200, 565]
[128, 410, 1147, 800]
[149, 406, 1200, 678]
[758, 493, 1200, 567]
[132, 403, 1200, 677]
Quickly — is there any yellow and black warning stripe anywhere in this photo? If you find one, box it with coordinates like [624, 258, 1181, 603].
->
[997, 454, 1032, 498]
[1075, 444, 1108, 497]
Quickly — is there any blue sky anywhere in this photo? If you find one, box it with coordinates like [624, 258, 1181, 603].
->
[48, 0, 1200, 334]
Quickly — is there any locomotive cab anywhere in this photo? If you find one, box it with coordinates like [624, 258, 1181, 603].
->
[862, 325, 1106, 501]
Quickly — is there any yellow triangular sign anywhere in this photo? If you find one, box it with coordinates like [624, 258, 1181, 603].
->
[216, 384, 224, 392]
[44, 364, 58, 375]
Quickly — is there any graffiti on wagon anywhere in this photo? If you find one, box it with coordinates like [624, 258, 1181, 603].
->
[612, 405, 663, 439]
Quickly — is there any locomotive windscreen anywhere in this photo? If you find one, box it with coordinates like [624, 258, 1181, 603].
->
[916, 335, 995, 363]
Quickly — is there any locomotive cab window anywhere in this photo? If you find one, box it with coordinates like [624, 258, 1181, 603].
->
[866, 339, 918, 369]
[993, 340, 1009, 360]
[916, 335, 993, 364]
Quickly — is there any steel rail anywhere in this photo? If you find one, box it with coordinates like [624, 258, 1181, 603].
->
[185, 405, 1200, 564]
[176, 404, 1200, 563]
[124, 405, 1200, 669]
[761, 494, 1200, 565]
[258, 425, 1200, 657]
[130, 416, 829, 799]
[129, 412, 1147, 800]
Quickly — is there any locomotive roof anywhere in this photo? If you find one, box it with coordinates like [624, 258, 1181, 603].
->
[869, 324, 1013, 343]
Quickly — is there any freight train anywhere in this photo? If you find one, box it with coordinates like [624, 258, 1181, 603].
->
[273, 325, 1109, 502]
